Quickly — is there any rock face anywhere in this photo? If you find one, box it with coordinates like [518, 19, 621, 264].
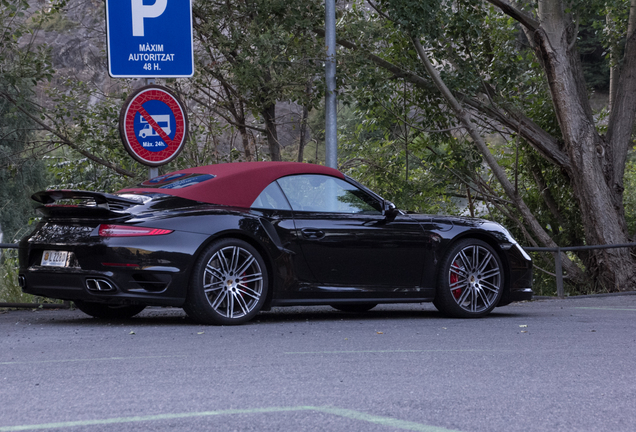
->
[31, 1, 121, 95]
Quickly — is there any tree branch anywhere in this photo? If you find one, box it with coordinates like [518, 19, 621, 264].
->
[462, 97, 571, 171]
[0, 92, 136, 178]
[313, 28, 571, 172]
[189, 92, 267, 134]
[484, 0, 540, 31]
[410, 36, 585, 284]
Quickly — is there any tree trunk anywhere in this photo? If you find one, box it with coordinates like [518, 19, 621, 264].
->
[297, 103, 309, 162]
[262, 103, 281, 161]
[237, 125, 253, 162]
[532, 0, 636, 290]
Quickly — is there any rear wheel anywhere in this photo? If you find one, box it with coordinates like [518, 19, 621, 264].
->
[433, 239, 504, 318]
[184, 238, 268, 325]
[74, 300, 146, 319]
[331, 304, 377, 313]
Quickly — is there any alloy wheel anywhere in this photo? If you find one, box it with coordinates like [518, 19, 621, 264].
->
[202, 245, 264, 319]
[448, 244, 502, 313]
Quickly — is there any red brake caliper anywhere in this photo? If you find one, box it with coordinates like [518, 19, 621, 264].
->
[451, 262, 462, 299]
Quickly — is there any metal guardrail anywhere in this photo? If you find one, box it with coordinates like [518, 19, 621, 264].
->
[523, 243, 636, 298]
[0, 302, 70, 309]
[2, 242, 636, 306]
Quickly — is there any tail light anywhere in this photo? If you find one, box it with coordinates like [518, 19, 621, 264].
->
[98, 224, 173, 237]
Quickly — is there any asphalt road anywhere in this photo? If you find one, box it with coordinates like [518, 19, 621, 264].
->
[1, 295, 636, 432]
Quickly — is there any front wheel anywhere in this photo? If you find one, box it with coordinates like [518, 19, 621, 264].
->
[74, 300, 146, 319]
[184, 238, 268, 325]
[433, 239, 504, 318]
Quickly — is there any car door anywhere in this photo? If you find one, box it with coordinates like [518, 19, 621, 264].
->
[250, 181, 318, 290]
[276, 174, 430, 293]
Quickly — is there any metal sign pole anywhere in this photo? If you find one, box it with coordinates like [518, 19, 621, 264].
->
[106, 0, 192, 177]
[147, 78, 158, 179]
[325, 0, 337, 169]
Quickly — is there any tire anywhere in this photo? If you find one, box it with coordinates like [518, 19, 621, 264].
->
[433, 239, 504, 318]
[184, 238, 268, 325]
[74, 300, 146, 319]
[331, 304, 377, 313]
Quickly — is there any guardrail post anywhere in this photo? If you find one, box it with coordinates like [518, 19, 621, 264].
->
[555, 247, 564, 298]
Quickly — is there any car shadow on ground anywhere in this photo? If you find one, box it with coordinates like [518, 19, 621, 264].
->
[15, 303, 529, 327]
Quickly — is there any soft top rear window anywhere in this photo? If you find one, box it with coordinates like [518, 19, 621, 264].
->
[138, 173, 216, 189]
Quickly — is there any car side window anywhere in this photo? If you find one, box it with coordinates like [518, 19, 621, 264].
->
[251, 182, 292, 210]
[276, 175, 382, 214]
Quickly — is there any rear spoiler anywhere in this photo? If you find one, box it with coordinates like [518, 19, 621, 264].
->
[32, 190, 144, 219]
[32, 190, 142, 206]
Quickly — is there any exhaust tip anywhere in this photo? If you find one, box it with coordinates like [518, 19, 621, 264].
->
[86, 278, 116, 292]
[18, 275, 26, 288]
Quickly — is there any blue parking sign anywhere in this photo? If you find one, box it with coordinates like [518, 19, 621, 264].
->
[106, 0, 194, 77]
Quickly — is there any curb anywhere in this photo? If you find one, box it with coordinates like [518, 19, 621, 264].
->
[533, 291, 636, 300]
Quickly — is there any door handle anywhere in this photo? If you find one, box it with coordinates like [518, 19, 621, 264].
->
[301, 228, 325, 240]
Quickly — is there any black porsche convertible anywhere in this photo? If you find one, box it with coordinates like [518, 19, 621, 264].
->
[18, 162, 532, 324]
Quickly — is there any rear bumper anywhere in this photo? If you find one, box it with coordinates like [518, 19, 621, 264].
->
[18, 227, 207, 307]
[20, 268, 185, 307]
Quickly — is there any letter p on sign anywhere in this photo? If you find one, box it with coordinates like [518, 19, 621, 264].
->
[131, 0, 167, 37]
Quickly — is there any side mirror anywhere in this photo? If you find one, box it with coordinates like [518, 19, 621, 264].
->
[382, 200, 399, 220]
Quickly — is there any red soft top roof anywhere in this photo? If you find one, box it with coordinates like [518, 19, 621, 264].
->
[118, 161, 344, 208]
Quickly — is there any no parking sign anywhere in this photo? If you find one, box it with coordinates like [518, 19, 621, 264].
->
[119, 85, 188, 167]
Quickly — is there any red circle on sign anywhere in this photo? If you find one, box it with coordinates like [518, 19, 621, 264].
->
[119, 85, 188, 167]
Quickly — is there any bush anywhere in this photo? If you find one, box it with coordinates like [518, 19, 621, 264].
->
[0, 249, 36, 304]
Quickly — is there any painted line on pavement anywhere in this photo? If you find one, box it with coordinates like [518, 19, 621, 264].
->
[0, 406, 461, 432]
[315, 407, 461, 431]
[0, 355, 186, 366]
[575, 307, 636, 311]
[285, 349, 486, 355]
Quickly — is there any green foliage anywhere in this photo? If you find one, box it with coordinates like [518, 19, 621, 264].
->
[578, 24, 610, 91]
[623, 158, 636, 237]
[334, 0, 636, 293]
[189, 0, 329, 160]
[0, 157, 48, 242]
[333, 1, 513, 215]
[0, 250, 35, 303]
[0, 249, 65, 304]
[0, 0, 53, 241]
[379, 0, 442, 37]
[334, 97, 463, 214]
[0, 1, 55, 89]
[30, 9, 76, 33]
[0, 85, 45, 242]
[43, 79, 146, 190]
[192, 0, 325, 116]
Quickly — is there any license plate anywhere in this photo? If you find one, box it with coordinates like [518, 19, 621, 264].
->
[41, 251, 69, 267]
